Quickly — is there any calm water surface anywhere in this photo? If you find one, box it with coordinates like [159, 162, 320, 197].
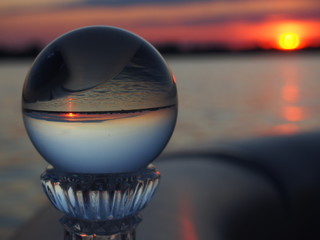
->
[1, 53, 320, 238]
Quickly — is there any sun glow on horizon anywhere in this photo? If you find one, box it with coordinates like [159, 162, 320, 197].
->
[1, 2, 320, 50]
[66, 112, 76, 117]
[278, 32, 300, 50]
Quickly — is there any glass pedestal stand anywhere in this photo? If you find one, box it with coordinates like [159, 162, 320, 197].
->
[40, 165, 160, 239]
[61, 215, 141, 240]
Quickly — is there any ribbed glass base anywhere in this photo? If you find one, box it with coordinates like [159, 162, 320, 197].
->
[41, 165, 160, 220]
[61, 215, 141, 240]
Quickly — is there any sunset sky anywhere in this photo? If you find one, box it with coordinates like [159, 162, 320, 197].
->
[1, 0, 320, 50]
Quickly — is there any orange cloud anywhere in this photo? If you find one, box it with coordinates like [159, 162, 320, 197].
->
[0, 0, 320, 49]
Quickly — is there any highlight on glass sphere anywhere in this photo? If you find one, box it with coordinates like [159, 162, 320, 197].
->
[22, 26, 177, 174]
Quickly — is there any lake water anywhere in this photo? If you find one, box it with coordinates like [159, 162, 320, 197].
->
[1, 53, 320, 238]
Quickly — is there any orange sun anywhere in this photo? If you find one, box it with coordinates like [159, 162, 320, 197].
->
[278, 32, 300, 50]
[66, 112, 75, 117]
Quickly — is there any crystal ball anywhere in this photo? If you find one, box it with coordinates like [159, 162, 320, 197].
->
[22, 26, 177, 174]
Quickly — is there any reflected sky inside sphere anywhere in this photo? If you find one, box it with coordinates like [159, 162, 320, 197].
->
[23, 106, 177, 173]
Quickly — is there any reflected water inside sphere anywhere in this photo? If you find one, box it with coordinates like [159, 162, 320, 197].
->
[23, 26, 177, 112]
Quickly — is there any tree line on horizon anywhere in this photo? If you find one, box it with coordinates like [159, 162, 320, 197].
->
[0, 42, 319, 58]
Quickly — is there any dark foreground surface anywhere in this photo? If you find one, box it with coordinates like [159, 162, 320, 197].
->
[12, 132, 320, 240]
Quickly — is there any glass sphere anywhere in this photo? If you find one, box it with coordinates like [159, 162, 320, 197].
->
[22, 26, 177, 174]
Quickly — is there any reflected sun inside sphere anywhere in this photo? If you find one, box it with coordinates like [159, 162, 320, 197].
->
[278, 32, 300, 50]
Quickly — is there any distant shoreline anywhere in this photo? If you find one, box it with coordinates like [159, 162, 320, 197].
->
[0, 44, 319, 59]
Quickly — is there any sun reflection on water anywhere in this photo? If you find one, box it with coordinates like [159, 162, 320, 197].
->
[272, 63, 307, 135]
[179, 196, 198, 240]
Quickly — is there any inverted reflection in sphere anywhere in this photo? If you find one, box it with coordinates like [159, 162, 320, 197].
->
[22, 26, 177, 174]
